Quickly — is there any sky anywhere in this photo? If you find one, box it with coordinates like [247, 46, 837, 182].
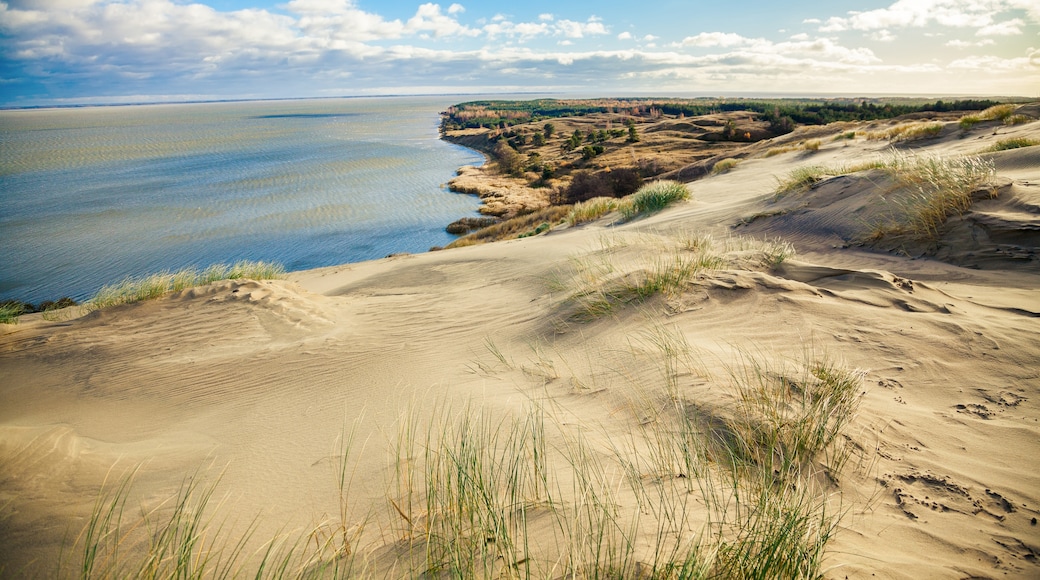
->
[1, 0, 1038, 106]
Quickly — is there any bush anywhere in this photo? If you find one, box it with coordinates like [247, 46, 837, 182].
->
[557, 168, 643, 204]
[446, 216, 500, 235]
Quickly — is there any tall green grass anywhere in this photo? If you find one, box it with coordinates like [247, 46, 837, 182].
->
[620, 180, 690, 219]
[88, 261, 285, 310]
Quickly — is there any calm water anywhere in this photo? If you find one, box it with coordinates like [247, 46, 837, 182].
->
[0, 97, 485, 303]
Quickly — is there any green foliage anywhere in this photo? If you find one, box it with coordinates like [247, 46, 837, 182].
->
[0, 301, 27, 324]
[621, 180, 690, 219]
[627, 124, 640, 143]
[442, 97, 1012, 133]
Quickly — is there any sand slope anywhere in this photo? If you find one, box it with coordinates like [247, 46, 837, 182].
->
[1, 118, 1038, 578]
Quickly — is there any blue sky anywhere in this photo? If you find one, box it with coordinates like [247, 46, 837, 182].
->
[1, 0, 1037, 106]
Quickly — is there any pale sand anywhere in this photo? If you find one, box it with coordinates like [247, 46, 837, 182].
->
[1, 117, 1038, 578]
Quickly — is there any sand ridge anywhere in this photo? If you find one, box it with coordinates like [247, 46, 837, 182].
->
[1, 115, 1038, 578]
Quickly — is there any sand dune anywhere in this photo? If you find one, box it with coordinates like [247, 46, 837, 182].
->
[1, 116, 1038, 578]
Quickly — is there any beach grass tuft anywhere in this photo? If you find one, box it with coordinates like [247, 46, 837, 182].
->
[870, 152, 996, 242]
[983, 137, 1039, 152]
[773, 166, 827, 198]
[864, 122, 943, 141]
[0, 302, 27, 324]
[711, 158, 741, 174]
[88, 260, 285, 310]
[565, 196, 622, 226]
[620, 180, 690, 219]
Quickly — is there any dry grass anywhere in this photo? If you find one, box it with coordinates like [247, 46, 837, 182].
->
[863, 122, 943, 142]
[711, 158, 741, 174]
[88, 261, 285, 310]
[553, 233, 795, 323]
[982, 137, 1040, 152]
[566, 197, 622, 226]
[867, 152, 997, 242]
[763, 140, 824, 157]
[446, 206, 571, 248]
[773, 166, 827, 198]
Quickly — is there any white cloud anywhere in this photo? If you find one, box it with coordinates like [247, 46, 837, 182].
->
[555, 17, 608, 38]
[538, 13, 553, 21]
[680, 32, 753, 48]
[948, 47, 1040, 71]
[618, 31, 632, 40]
[870, 30, 897, 41]
[814, 0, 1039, 36]
[977, 18, 1024, 36]
[406, 3, 479, 38]
[946, 38, 995, 47]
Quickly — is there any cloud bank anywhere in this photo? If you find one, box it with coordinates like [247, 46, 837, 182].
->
[0, 0, 1036, 105]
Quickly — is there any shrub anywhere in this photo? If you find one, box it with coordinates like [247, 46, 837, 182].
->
[558, 168, 643, 204]
[446, 216, 499, 235]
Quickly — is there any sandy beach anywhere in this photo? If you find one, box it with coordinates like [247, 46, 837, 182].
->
[1, 110, 1038, 578]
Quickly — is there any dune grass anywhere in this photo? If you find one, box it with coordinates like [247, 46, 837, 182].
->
[773, 165, 827, 198]
[565, 196, 622, 226]
[763, 140, 824, 157]
[863, 122, 943, 142]
[88, 261, 285, 310]
[711, 158, 741, 174]
[983, 137, 1040, 152]
[553, 233, 795, 323]
[868, 152, 997, 242]
[66, 325, 859, 579]
[773, 151, 996, 243]
[620, 180, 690, 220]
[0, 302, 26, 324]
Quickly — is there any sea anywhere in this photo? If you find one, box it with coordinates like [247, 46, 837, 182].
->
[0, 97, 488, 304]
